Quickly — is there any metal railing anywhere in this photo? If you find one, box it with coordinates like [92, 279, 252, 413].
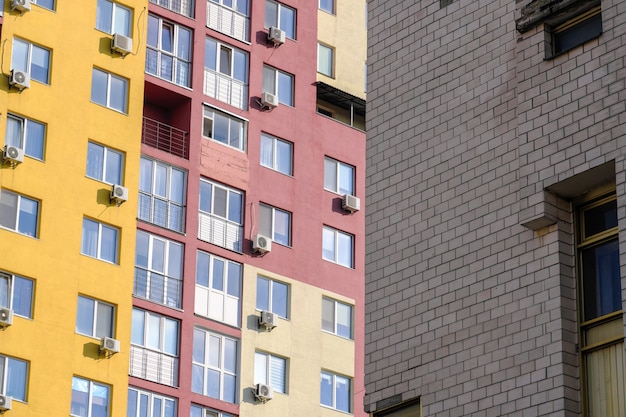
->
[142, 117, 189, 159]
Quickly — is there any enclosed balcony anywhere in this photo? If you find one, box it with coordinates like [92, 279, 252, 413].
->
[316, 82, 366, 131]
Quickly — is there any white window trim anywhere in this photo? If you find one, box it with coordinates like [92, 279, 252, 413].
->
[91, 68, 128, 113]
[254, 351, 287, 393]
[131, 308, 179, 357]
[322, 226, 354, 268]
[263, 65, 294, 107]
[6, 113, 46, 160]
[86, 141, 124, 185]
[322, 297, 353, 339]
[147, 15, 192, 88]
[12, 38, 51, 84]
[0, 355, 27, 402]
[0, 271, 34, 319]
[256, 276, 289, 319]
[259, 203, 291, 247]
[81, 218, 119, 264]
[265, 0, 296, 39]
[192, 328, 239, 403]
[195, 250, 242, 326]
[71, 376, 111, 417]
[317, 43, 334, 78]
[96, 0, 132, 36]
[76, 295, 115, 339]
[202, 105, 248, 151]
[260, 133, 293, 176]
[199, 179, 243, 225]
[127, 387, 177, 417]
[320, 371, 352, 412]
[324, 156, 356, 195]
[0, 189, 39, 238]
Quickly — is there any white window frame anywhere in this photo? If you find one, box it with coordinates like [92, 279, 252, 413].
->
[199, 179, 243, 225]
[81, 218, 119, 264]
[256, 276, 289, 319]
[150, 0, 194, 18]
[320, 371, 351, 413]
[322, 297, 353, 339]
[91, 68, 128, 113]
[317, 43, 334, 78]
[195, 251, 242, 327]
[12, 38, 51, 84]
[192, 328, 238, 403]
[204, 38, 249, 84]
[134, 230, 184, 309]
[264, 0, 296, 39]
[254, 351, 287, 393]
[34, 0, 55, 10]
[138, 157, 187, 233]
[5, 113, 46, 160]
[202, 106, 247, 151]
[71, 376, 110, 417]
[0, 355, 28, 402]
[146, 15, 192, 88]
[75, 295, 115, 339]
[96, 0, 132, 36]
[190, 405, 235, 417]
[127, 387, 177, 417]
[259, 203, 291, 246]
[0, 189, 39, 238]
[319, 0, 334, 14]
[86, 141, 124, 185]
[260, 133, 292, 176]
[210, 0, 249, 16]
[0, 271, 34, 319]
[324, 156, 355, 195]
[263, 65, 294, 106]
[322, 226, 354, 268]
[131, 308, 179, 357]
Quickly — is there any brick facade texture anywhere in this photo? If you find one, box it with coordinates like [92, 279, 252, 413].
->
[364, 0, 626, 416]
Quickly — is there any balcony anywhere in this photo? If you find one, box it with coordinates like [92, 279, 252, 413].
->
[142, 117, 189, 159]
[129, 345, 179, 387]
[198, 212, 243, 253]
[316, 82, 366, 131]
[204, 69, 248, 110]
[206, 1, 249, 43]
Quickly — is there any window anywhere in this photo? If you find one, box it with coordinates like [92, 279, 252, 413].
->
[198, 179, 243, 251]
[206, 0, 250, 42]
[373, 399, 421, 417]
[265, 0, 295, 39]
[260, 133, 292, 176]
[319, 0, 333, 13]
[138, 157, 186, 233]
[195, 251, 242, 326]
[131, 308, 179, 356]
[551, 7, 602, 56]
[263, 65, 294, 106]
[91, 68, 128, 113]
[202, 106, 247, 151]
[135, 231, 183, 308]
[127, 387, 176, 417]
[254, 351, 287, 393]
[259, 203, 291, 246]
[576, 194, 625, 416]
[12, 38, 51, 84]
[322, 297, 352, 339]
[81, 218, 119, 263]
[5, 113, 45, 160]
[322, 226, 354, 268]
[190, 405, 235, 417]
[86, 142, 124, 185]
[150, 0, 194, 18]
[192, 328, 238, 403]
[34, 0, 55, 10]
[146, 15, 192, 88]
[317, 43, 334, 77]
[0, 272, 34, 319]
[256, 276, 289, 318]
[71, 377, 110, 417]
[209, 0, 249, 15]
[0, 355, 27, 401]
[0, 190, 39, 237]
[203, 38, 249, 109]
[324, 157, 355, 195]
[96, 0, 132, 36]
[320, 371, 351, 412]
[76, 295, 115, 339]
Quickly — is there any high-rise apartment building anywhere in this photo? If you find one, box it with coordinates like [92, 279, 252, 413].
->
[365, 0, 626, 416]
[0, 0, 367, 417]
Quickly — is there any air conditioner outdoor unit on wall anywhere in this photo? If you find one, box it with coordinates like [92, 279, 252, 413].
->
[11, 0, 31, 12]
[111, 33, 133, 56]
[0, 308, 13, 328]
[0, 395, 12, 411]
[100, 337, 121, 356]
[255, 383, 274, 402]
[253, 234, 272, 253]
[267, 27, 285, 46]
[260, 92, 279, 110]
[110, 184, 128, 206]
[259, 310, 277, 331]
[342, 194, 361, 213]
[3, 145, 24, 165]
[9, 69, 30, 90]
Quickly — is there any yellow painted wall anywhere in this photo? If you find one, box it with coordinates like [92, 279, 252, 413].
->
[240, 265, 356, 417]
[317, 0, 367, 100]
[0, 0, 146, 415]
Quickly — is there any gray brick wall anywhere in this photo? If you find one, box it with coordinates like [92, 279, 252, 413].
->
[365, 0, 626, 415]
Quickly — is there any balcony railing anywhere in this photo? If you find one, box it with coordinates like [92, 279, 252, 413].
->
[129, 345, 179, 387]
[142, 117, 189, 159]
[207, 1, 249, 43]
[204, 69, 248, 110]
[198, 212, 243, 253]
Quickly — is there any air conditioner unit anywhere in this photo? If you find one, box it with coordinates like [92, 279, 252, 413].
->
[100, 337, 121, 355]
[3, 145, 24, 165]
[342, 194, 360, 213]
[9, 69, 30, 90]
[111, 33, 133, 56]
[255, 383, 274, 402]
[11, 0, 31, 12]
[260, 92, 279, 110]
[259, 310, 277, 331]
[0, 309, 13, 328]
[110, 184, 128, 206]
[253, 234, 272, 253]
[267, 27, 285, 46]
[0, 395, 12, 411]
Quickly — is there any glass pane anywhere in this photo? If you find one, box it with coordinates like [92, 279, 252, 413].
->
[114, 5, 132, 37]
[322, 298, 334, 332]
[139, 158, 153, 192]
[127, 389, 137, 417]
[0, 277, 8, 309]
[277, 71, 293, 106]
[11, 39, 29, 73]
[96, 0, 113, 33]
[223, 373, 236, 403]
[154, 165, 167, 197]
[213, 114, 229, 144]
[170, 169, 185, 203]
[336, 302, 352, 338]
[100, 225, 118, 263]
[324, 158, 337, 191]
[228, 192, 242, 223]
[322, 227, 335, 261]
[105, 149, 122, 185]
[208, 335, 220, 367]
[163, 319, 179, 355]
[131, 309, 145, 345]
[254, 352, 267, 385]
[260, 135, 273, 168]
[584, 199, 618, 238]
[76, 296, 95, 336]
[320, 372, 333, 407]
[91, 68, 108, 107]
[335, 375, 350, 412]
[193, 329, 205, 363]
[219, 46, 232, 75]
[30, 45, 50, 84]
[96, 302, 114, 338]
[230, 119, 242, 149]
[256, 277, 269, 311]
[224, 338, 237, 372]
[86, 143, 104, 180]
[213, 187, 227, 218]
[151, 238, 165, 272]
[318, 44, 333, 76]
[196, 252, 210, 287]
[206, 369, 220, 399]
[6, 358, 26, 401]
[82, 219, 99, 258]
[274, 209, 290, 245]
[153, 398, 162, 417]
[161, 24, 173, 52]
[338, 163, 354, 195]
[13, 276, 33, 318]
[269, 356, 286, 392]
[5, 116, 23, 149]
[109, 75, 128, 113]
[205, 38, 217, 70]
[276, 139, 292, 175]
[0, 191, 17, 230]
[91, 383, 110, 417]
[258, 204, 272, 238]
[177, 27, 191, 60]
[135, 231, 149, 268]
[147, 15, 159, 47]
[582, 239, 621, 321]
[18, 197, 39, 237]
[337, 232, 353, 268]
[272, 281, 288, 318]
[233, 50, 247, 82]
[160, 55, 174, 81]
[168, 242, 183, 279]
[149, 273, 165, 304]
[191, 364, 204, 394]
[147, 314, 161, 350]
[262, 66, 275, 94]
[212, 258, 224, 291]
[25, 119, 45, 160]
[71, 377, 89, 417]
[264, 0, 277, 28]
[134, 268, 148, 299]
[227, 262, 241, 297]
[199, 181, 212, 213]
[280, 6, 295, 39]
[319, 0, 333, 13]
